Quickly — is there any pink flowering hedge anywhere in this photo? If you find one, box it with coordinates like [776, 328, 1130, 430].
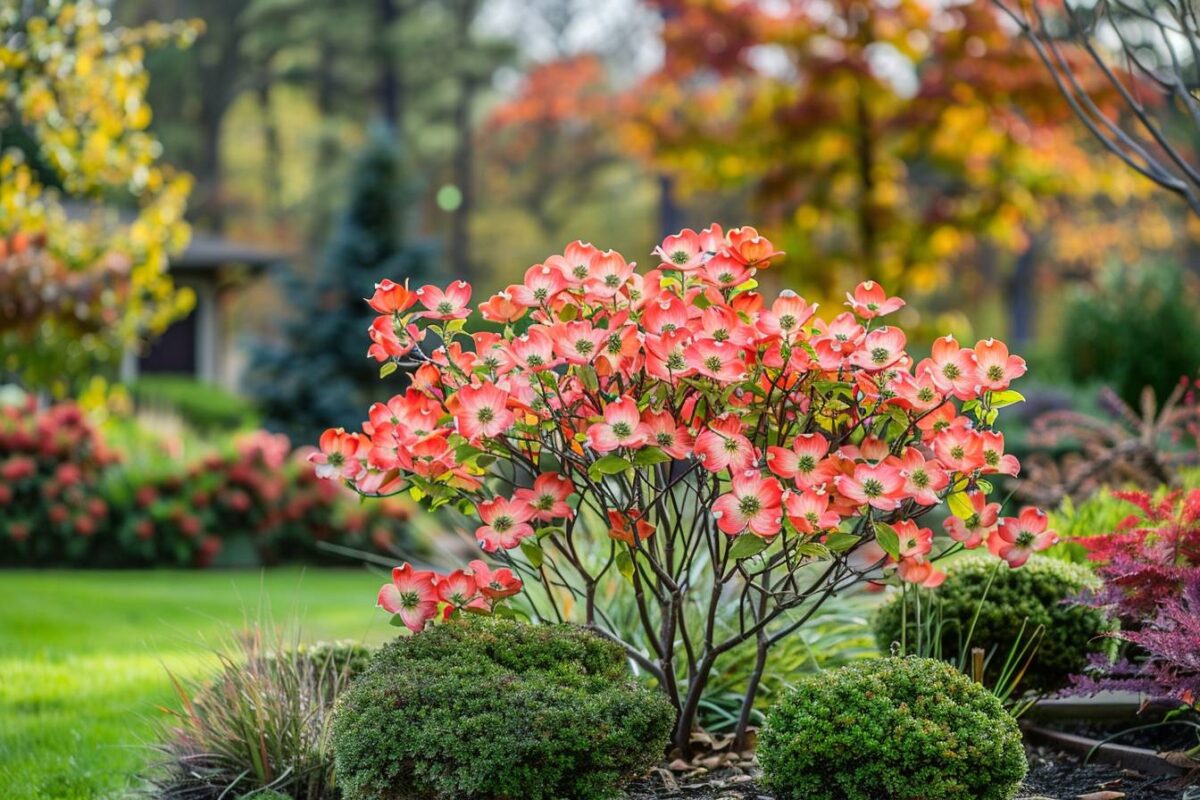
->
[313, 224, 1055, 754]
[0, 399, 412, 567]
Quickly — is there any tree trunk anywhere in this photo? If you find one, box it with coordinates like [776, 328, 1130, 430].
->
[448, 0, 478, 281]
[1006, 238, 1039, 346]
[377, 0, 400, 126]
[257, 81, 282, 215]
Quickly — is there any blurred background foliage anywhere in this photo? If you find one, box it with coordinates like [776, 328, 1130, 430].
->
[1, 0, 1198, 473]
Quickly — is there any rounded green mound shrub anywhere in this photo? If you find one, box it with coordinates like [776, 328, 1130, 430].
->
[758, 657, 1027, 800]
[331, 617, 675, 800]
[873, 555, 1108, 693]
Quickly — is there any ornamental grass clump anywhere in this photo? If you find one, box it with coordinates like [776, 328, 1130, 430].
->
[148, 631, 369, 800]
[874, 554, 1109, 694]
[758, 657, 1027, 800]
[311, 224, 1055, 753]
[331, 617, 674, 800]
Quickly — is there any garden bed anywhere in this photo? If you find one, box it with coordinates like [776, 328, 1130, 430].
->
[623, 743, 1185, 799]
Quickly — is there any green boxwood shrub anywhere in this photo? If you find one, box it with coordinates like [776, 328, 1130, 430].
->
[132, 375, 260, 432]
[873, 555, 1109, 693]
[331, 618, 674, 800]
[758, 657, 1027, 800]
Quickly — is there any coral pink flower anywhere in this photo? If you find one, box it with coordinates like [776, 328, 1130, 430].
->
[685, 339, 748, 383]
[933, 425, 986, 474]
[981, 431, 1020, 476]
[511, 263, 567, 306]
[835, 462, 905, 511]
[556, 240, 600, 286]
[641, 410, 695, 459]
[846, 280, 905, 319]
[394, 433, 457, 479]
[479, 289, 527, 323]
[851, 326, 907, 371]
[766, 433, 829, 485]
[898, 558, 946, 588]
[757, 290, 818, 340]
[654, 228, 705, 270]
[367, 278, 418, 314]
[783, 488, 841, 534]
[436, 569, 483, 609]
[713, 471, 784, 537]
[415, 281, 472, 320]
[468, 560, 523, 599]
[378, 563, 439, 632]
[367, 315, 423, 361]
[309, 428, 367, 480]
[608, 509, 656, 545]
[701, 251, 752, 288]
[644, 330, 696, 382]
[548, 320, 608, 364]
[892, 519, 934, 560]
[944, 491, 1001, 549]
[643, 294, 691, 335]
[507, 328, 557, 371]
[920, 335, 979, 400]
[587, 396, 649, 452]
[993, 507, 1057, 567]
[726, 226, 782, 266]
[892, 367, 944, 412]
[896, 447, 949, 506]
[454, 383, 515, 442]
[515, 472, 574, 521]
[973, 338, 1027, 392]
[475, 497, 535, 552]
[585, 249, 636, 297]
[694, 415, 756, 473]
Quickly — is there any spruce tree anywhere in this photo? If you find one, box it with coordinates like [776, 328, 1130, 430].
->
[248, 124, 436, 443]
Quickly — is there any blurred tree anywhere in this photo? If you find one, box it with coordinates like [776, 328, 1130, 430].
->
[483, 55, 620, 238]
[0, 0, 196, 394]
[624, 0, 1159, 329]
[246, 125, 437, 443]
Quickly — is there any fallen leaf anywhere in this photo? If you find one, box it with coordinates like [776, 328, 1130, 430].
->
[1076, 792, 1125, 800]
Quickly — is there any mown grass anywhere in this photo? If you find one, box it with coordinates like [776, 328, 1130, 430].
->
[0, 568, 392, 799]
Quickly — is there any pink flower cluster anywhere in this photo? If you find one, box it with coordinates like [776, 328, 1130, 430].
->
[314, 223, 1054, 621]
[378, 560, 523, 632]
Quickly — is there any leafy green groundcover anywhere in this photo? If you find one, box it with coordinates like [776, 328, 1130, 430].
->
[0, 569, 390, 800]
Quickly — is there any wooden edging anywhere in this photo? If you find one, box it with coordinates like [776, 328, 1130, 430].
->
[1021, 724, 1186, 778]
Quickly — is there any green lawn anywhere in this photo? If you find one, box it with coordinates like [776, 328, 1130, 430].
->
[0, 569, 394, 800]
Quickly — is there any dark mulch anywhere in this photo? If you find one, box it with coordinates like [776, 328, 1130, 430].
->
[624, 744, 1187, 799]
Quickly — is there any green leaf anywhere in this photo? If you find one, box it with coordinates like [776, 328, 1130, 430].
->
[976, 479, 994, 495]
[379, 361, 398, 379]
[388, 614, 408, 628]
[796, 542, 831, 560]
[576, 366, 599, 393]
[825, 532, 860, 552]
[588, 455, 631, 481]
[948, 491, 975, 520]
[616, 549, 635, 582]
[558, 304, 578, 322]
[989, 390, 1025, 408]
[631, 447, 671, 466]
[520, 539, 544, 568]
[728, 534, 770, 561]
[874, 522, 901, 560]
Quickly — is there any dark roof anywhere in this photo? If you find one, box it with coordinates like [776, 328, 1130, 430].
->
[172, 230, 287, 272]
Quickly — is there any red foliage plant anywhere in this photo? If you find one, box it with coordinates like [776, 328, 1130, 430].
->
[1067, 489, 1200, 712]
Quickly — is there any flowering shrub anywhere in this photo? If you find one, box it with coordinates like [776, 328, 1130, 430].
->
[758, 657, 1027, 800]
[315, 225, 1053, 753]
[0, 398, 118, 561]
[331, 618, 674, 800]
[0, 402, 411, 567]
